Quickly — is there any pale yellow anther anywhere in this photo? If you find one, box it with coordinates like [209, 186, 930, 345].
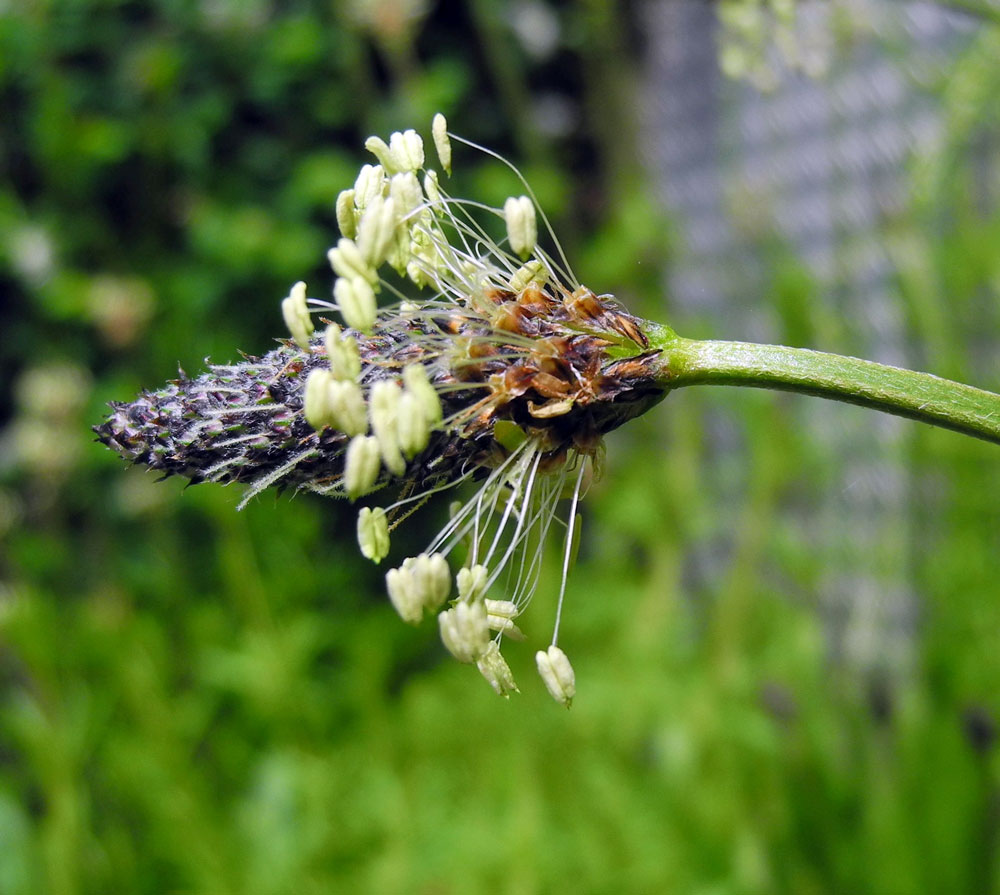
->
[356, 194, 398, 269]
[402, 363, 443, 424]
[457, 564, 489, 602]
[487, 615, 526, 641]
[385, 553, 450, 624]
[333, 275, 377, 333]
[485, 599, 519, 619]
[432, 113, 451, 175]
[328, 238, 378, 285]
[324, 323, 361, 381]
[406, 260, 431, 289]
[477, 642, 519, 697]
[357, 506, 390, 564]
[390, 172, 423, 220]
[410, 552, 451, 611]
[386, 563, 422, 624]
[486, 598, 525, 641]
[535, 645, 576, 708]
[423, 169, 441, 204]
[354, 164, 385, 208]
[364, 136, 399, 174]
[326, 379, 367, 436]
[281, 280, 313, 349]
[344, 435, 381, 499]
[438, 599, 489, 663]
[509, 260, 548, 293]
[369, 380, 406, 476]
[503, 195, 537, 259]
[303, 368, 333, 430]
[389, 129, 424, 172]
[336, 189, 358, 239]
[397, 391, 430, 458]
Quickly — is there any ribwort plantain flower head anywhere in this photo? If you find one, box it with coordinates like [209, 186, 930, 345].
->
[96, 117, 668, 704]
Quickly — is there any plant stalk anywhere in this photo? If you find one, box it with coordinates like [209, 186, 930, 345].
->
[648, 333, 1000, 446]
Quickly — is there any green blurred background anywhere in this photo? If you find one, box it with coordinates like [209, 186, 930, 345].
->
[2, 1, 1000, 892]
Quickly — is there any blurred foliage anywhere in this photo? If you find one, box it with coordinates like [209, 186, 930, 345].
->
[1, 2, 1000, 893]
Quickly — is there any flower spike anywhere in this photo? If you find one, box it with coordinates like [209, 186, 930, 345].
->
[97, 114, 669, 705]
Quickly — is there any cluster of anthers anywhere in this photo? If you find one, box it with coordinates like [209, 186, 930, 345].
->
[97, 115, 667, 705]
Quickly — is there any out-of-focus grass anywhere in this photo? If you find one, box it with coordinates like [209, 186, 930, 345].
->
[2, 3, 1000, 893]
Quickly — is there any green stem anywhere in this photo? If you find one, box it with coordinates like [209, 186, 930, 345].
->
[648, 333, 1000, 446]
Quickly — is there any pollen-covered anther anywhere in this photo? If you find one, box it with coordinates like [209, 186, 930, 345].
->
[333, 275, 377, 334]
[324, 323, 362, 381]
[477, 642, 519, 697]
[503, 195, 537, 259]
[357, 506, 390, 564]
[536, 645, 576, 708]
[439, 599, 490, 663]
[281, 281, 313, 349]
[344, 434, 381, 499]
